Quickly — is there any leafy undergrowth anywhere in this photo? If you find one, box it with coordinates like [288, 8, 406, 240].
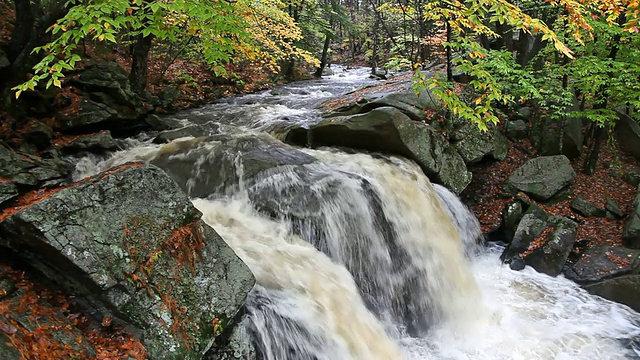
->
[463, 137, 640, 251]
[0, 263, 147, 360]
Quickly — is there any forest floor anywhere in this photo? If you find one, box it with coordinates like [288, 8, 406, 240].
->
[463, 137, 640, 253]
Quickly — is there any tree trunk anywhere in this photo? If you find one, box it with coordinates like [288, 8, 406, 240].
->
[314, 33, 332, 78]
[446, 18, 452, 82]
[129, 34, 154, 93]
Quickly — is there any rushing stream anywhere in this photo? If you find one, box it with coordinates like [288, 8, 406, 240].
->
[74, 66, 640, 359]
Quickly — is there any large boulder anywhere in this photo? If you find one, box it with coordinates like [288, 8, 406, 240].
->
[564, 246, 640, 283]
[0, 146, 70, 188]
[150, 132, 317, 197]
[501, 204, 578, 276]
[0, 163, 255, 360]
[451, 118, 509, 164]
[324, 88, 440, 122]
[584, 275, 640, 312]
[506, 155, 576, 201]
[614, 111, 640, 160]
[284, 107, 471, 194]
[530, 114, 584, 158]
[623, 185, 640, 248]
[61, 62, 150, 135]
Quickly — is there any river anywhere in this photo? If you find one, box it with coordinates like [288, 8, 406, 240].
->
[74, 66, 640, 359]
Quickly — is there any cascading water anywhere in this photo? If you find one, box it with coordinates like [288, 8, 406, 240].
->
[73, 66, 640, 359]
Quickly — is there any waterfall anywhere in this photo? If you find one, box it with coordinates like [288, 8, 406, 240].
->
[72, 67, 640, 359]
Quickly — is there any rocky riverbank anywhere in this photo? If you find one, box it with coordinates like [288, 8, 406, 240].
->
[1, 66, 640, 359]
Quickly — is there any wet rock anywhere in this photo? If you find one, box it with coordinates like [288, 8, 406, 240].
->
[505, 120, 528, 139]
[60, 131, 118, 153]
[0, 287, 97, 357]
[145, 114, 183, 131]
[564, 246, 640, 283]
[496, 201, 523, 243]
[570, 195, 605, 217]
[61, 62, 150, 135]
[0, 163, 255, 359]
[584, 275, 640, 312]
[502, 204, 578, 277]
[151, 132, 317, 198]
[205, 317, 255, 360]
[452, 119, 509, 164]
[506, 155, 576, 201]
[323, 88, 439, 122]
[285, 107, 471, 194]
[0, 146, 69, 187]
[0, 180, 18, 205]
[623, 186, 640, 248]
[22, 121, 54, 151]
[153, 122, 221, 144]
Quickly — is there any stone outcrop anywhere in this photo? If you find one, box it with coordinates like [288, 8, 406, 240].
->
[506, 155, 576, 201]
[0, 163, 255, 360]
[501, 204, 578, 276]
[284, 107, 471, 194]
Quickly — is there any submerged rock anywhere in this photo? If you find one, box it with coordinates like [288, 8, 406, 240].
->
[506, 155, 576, 201]
[0, 163, 255, 359]
[284, 107, 471, 194]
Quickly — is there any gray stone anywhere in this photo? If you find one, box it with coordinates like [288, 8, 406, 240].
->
[614, 112, 640, 160]
[285, 107, 471, 194]
[506, 155, 576, 201]
[0, 146, 68, 187]
[153, 122, 221, 144]
[564, 246, 640, 283]
[72, 62, 141, 110]
[145, 114, 183, 131]
[60, 131, 118, 152]
[605, 199, 625, 219]
[623, 171, 640, 187]
[0, 49, 9, 69]
[502, 205, 578, 277]
[516, 107, 532, 121]
[570, 194, 605, 217]
[452, 119, 509, 164]
[206, 318, 255, 360]
[585, 275, 640, 312]
[530, 115, 584, 158]
[0, 163, 255, 360]
[0, 288, 96, 357]
[505, 120, 528, 139]
[152, 133, 317, 198]
[161, 86, 182, 109]
[0, 180, 18, 205]
[61, 99, 118, 130]
[500, 202, 523, 243]
[623, 186, 640, 248]
[22, 121, 54, 150]
[324, 88, 440, 122]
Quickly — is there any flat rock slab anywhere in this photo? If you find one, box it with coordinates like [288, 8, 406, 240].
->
[0, 163, 254, 359]
[506, 155, 576, 201]
[564, 246, 640, 283]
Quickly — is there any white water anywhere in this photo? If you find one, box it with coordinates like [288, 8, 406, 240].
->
[73, 67, 640, 359]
